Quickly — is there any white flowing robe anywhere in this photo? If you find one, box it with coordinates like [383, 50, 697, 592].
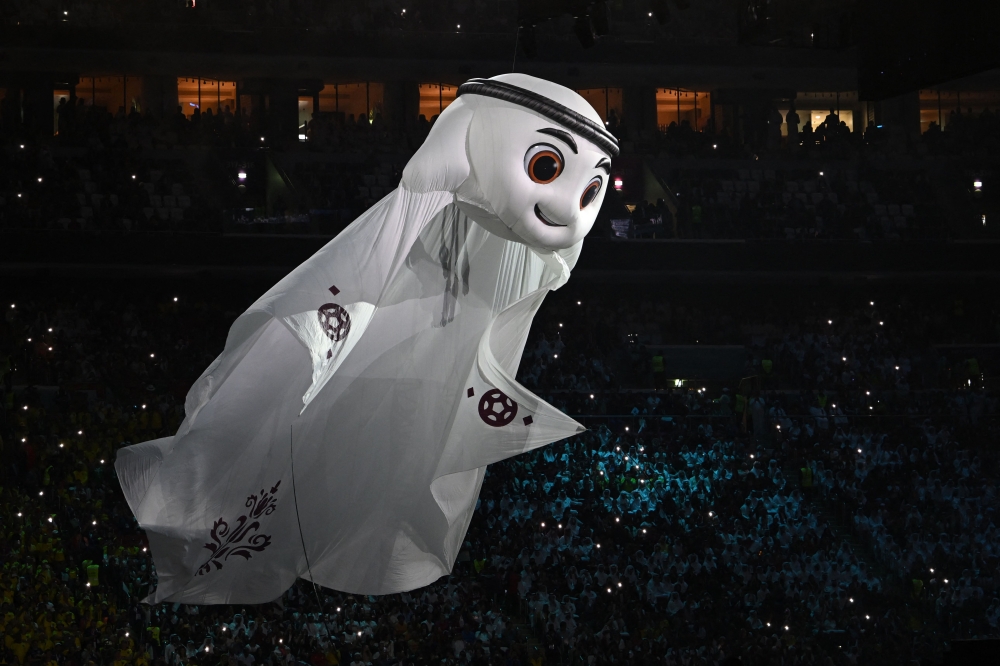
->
[116, 73, 610, 604]
[117, 189, 585, 603]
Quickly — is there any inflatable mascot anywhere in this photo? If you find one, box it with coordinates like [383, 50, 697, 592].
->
[116, 74, 619, 603]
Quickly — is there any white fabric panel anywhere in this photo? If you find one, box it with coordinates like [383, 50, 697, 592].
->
[116, 74, 609, 604]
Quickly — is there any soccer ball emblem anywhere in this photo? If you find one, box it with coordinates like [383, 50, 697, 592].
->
[318, 303, 351, 342]
[478, 389, 518, 427]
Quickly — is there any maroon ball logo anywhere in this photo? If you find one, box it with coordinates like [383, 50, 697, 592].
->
[318, 303, 351, 342]
[478, 389, 518, 427]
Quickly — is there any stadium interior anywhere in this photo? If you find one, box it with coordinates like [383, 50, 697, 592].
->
[3, 1, 1000, 665]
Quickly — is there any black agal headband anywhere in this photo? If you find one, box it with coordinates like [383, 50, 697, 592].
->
[457, 78, 620, 158]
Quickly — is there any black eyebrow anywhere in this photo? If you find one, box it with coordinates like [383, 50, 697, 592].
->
[595, 158, 611, 174]
[536, 128, 577, 154]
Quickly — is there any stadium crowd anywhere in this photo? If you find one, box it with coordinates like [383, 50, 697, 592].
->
[4, 83, 1000, 239]
[2, 281, 997, 665]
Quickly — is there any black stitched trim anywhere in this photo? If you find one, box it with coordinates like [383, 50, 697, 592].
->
[457, 78, 620, 157]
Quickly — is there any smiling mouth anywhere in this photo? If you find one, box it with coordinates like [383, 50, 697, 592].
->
[534, 204, 567, 227]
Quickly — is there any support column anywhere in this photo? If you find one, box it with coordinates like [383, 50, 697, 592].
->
[267, 80, 299, 142]
[622, 86, 657, 134]
[141, 75, 179, 119]
[22, 77, 55, 139]
[383, 81, 419, 131]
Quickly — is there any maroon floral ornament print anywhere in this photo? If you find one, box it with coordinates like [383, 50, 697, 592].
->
[197, 481, 280, 575]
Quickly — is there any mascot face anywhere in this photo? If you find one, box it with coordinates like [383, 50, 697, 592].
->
[402, 74, 619, 253]
[465, 106, 611, 251]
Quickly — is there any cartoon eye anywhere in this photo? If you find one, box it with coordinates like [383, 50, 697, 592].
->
[524, 144, 564, 184]
[580, 177, 603, 209]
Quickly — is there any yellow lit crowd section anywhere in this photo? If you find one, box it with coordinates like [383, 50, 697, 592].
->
[777, 92, 855, 135]
[177, 79, 237, 116]
[919, 90, 1000, 133]
[418, 83, 457, 120]
[316, 83, 385, 123]
[75, 77, 139, 113]
[655, 89, 711, 131]
[575, 88, 623, 123]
